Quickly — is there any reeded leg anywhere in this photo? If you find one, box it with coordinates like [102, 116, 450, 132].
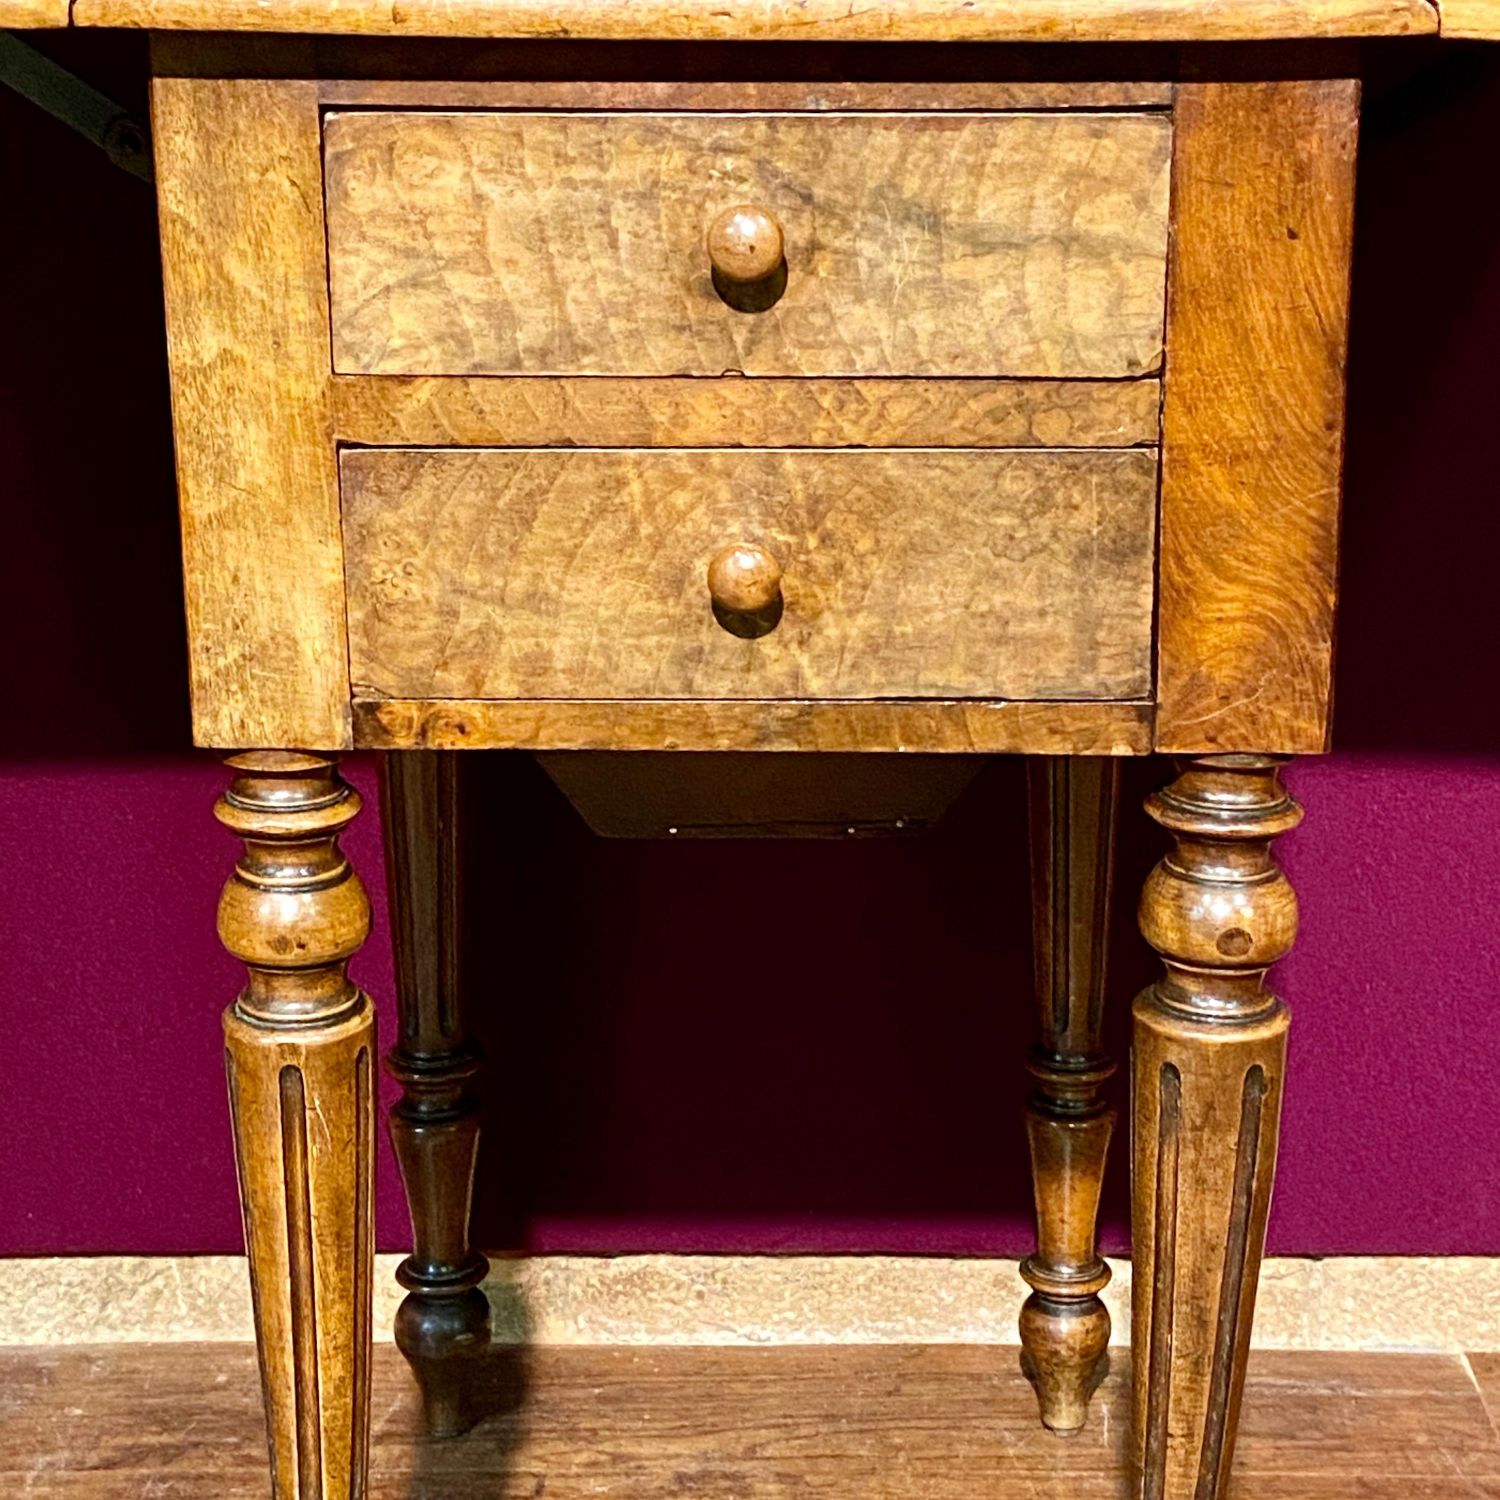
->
[218, 752, 376, 1500]
[382, 751, 490, 1437]
[1132, 755, 1301, 1500]
[1020, 756, 1119, 1434]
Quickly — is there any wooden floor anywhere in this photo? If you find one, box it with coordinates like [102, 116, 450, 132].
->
[4, 1342, 1499, 1498]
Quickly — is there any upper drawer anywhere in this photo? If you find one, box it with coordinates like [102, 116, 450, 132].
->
[323, 110, 1172, 379]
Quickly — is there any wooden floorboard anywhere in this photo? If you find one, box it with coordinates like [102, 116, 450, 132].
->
[1471, 1352, 1500, 1440]
[2, 1343, 1499, 1498]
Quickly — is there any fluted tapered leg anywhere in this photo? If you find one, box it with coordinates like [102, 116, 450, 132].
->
[218, 752, 377, 1500]
[1020, 756, 1119, 1434]
[382, 751, 490, 1437]
[1132, 755, 1300, 1500]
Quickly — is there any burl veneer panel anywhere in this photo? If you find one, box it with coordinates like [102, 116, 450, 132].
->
[324, 110, 1172, 379]
[341, 447, 1158, 703]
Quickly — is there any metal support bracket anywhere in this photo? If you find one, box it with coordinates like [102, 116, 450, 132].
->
[0, 31, 151, 181]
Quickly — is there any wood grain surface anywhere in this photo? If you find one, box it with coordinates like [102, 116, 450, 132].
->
[1440, 0, 1500, 35]
[340, 447, 1158, 703]
[66, 0, 1440, 40]
[1132, 757, 1303, 1500]
[318, 79, 1177, 110]
[381, 752, 491, 1439]
[353, 697, 1154, 753]
[215, 754, 377, 1500]
[1473, 1352, 1500, 1427]
[1021, 756, 1119, 1436]
[332, 375, 1162, 449]
[324, 110, 1171, 379]
[5, 1343, 1498, 1499]
[1155, 79, 1358, 755]
[0, 0, 68, 22]
[151, 75, 352, 749]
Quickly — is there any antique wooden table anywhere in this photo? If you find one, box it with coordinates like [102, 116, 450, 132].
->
[10, 1, 1491, 1495]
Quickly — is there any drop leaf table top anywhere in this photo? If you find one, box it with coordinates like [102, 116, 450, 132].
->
[8, 0, 1495, 39]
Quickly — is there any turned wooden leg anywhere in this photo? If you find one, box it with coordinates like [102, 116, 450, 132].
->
[218, 752, 376, 1500]
[381, 751, 490, 1438]
[1020, 756, 1118, 1434]
[1132, 755, 1301, 1500]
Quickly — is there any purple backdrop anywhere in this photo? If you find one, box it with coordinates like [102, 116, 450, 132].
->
[3, 41, 1498, 1259]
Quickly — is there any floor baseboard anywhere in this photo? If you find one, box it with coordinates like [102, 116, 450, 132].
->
[3, 1253, 1495, 1351]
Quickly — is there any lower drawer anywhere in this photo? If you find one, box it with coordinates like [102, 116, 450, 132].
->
[340, 447, 1157, 703]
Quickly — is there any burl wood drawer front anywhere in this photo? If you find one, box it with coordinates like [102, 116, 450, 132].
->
[323, 111, 1172, 379]
[341, 448, 1156, 703]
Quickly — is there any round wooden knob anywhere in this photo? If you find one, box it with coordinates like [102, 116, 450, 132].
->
[706, 205, 785, 285]
[707, 543, 783, 616]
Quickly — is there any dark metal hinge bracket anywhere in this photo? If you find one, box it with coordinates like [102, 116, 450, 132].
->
[0, 31, 152, 182]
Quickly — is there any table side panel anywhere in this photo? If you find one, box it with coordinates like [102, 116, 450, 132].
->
[152, 73, 352, 750]
[1155, 77, 1357, 755]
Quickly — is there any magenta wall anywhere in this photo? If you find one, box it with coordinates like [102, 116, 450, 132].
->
[3, 41, 1499, 1260]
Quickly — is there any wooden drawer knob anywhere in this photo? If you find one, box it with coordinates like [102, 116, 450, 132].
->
[706, 205, 787, 311]
[706, 204, 784, 284]
[707, 543, 783, 635]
